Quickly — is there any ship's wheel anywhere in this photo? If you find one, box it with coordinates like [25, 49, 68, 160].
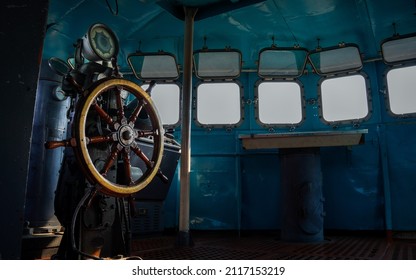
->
[71, 78, 164, 197]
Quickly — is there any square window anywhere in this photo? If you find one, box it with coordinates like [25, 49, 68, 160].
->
[196, 82, 242, 126]
[142, 83, 181, 126]
[386, 65, 416, 115]
[257, 81, 303, 125]
[320, 74, 369, 123]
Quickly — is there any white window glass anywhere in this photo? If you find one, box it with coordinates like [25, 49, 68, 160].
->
[257, 82, 303, 124]
[309, 46, 362, 75]
[320, 75, 369, 122]
[194, 51, 241, 79]
[135, 55, 179, 79]
[386, 65, 416, 115]
[142, 83, 180, 126]
[196, 82, 241, 125]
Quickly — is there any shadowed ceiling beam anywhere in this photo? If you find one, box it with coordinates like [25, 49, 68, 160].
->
[157, 0, 267, 21]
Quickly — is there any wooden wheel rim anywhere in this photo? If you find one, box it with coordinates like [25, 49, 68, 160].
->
[75, 78, 164, 196]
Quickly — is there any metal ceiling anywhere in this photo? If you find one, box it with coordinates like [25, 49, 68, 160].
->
[43, 0, 416, 70]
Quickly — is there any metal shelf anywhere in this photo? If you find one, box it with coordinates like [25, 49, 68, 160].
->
[239, 129, 368, 150]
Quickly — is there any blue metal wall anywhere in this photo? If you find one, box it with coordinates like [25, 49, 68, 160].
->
[163, 59, 416, 232]
[386, 123, 416, 230]
[40, 0, 416, 234]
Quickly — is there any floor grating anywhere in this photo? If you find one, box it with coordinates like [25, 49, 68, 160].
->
[130, 232, 416, 260]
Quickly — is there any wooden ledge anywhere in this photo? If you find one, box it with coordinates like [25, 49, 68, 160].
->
[239, 129, 368, 149]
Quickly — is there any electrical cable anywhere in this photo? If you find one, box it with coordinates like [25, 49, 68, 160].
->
[71, 187, 103, 260]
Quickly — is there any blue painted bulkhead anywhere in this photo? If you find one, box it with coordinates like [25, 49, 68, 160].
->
[39, 0, 416, 234]
[162, 60, 416, 232]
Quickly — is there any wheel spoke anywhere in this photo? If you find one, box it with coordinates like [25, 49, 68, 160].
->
[135, 129, 157, 138]
[131, 144, 153, 169]
[122, 149, 133, 185]
[100, 143, 121, 177]
[87, 135, 114, 145]
[93, 100, 115, 127]
[45, 138, 76, 149]
[131, 142, 168, 183]
[115, 87, 125, 122]
[128, 99, 145, 125]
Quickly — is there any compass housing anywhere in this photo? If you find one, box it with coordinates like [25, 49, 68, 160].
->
[82, 23, 119, 62]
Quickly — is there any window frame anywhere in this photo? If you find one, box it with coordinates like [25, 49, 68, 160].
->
[257, 46, 308, 78]
[383, 62, 416, 118]
[193, 80, 244, 129]
[317, 72, 372, 126]
[254, 79, 306, 129]
[140, 81, 182, 129]
[381, 32, 416, 66]
[308, 43, 363, 76]
[127, 51, 180, 81]
[193, 49, 242, 80]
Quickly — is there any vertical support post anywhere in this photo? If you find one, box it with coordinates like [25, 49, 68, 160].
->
[177, 7, 197, 246]
[279, 148, 324, 243]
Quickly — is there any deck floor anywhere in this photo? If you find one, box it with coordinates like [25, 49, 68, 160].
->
[22, 230, 416, 260]
[130, 231, 416, 260]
